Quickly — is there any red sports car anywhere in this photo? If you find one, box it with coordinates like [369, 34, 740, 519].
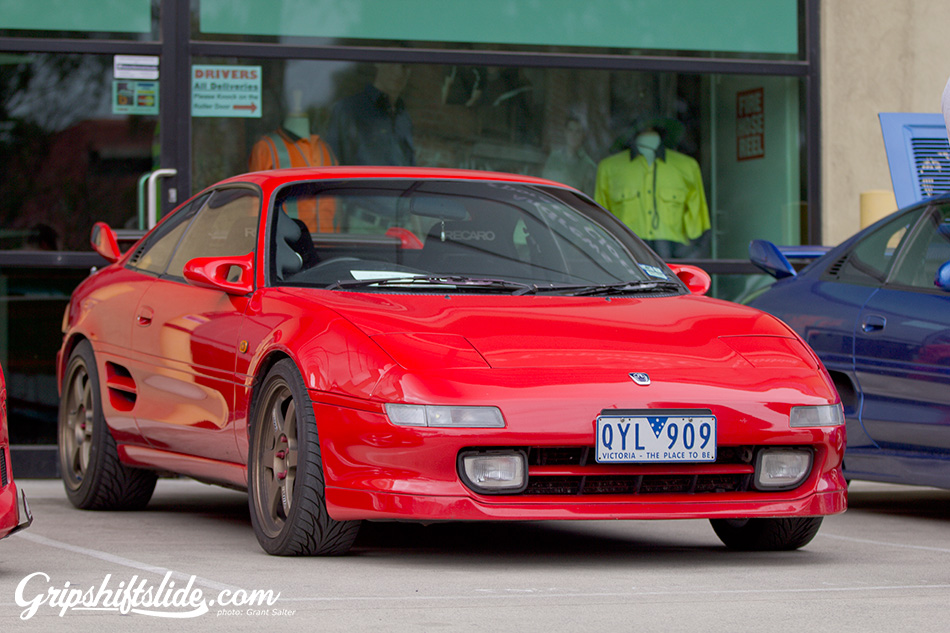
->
[58, 167, 846, 555]
[1, 363, 33, 540]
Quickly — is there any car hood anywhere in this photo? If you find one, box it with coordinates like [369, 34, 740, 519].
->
[279, 289, 816, 373]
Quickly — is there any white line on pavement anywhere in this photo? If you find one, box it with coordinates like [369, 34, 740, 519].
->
[274, 583, 950, 603]
[12, 531, 244, 593]
[820, 532, 950, 554]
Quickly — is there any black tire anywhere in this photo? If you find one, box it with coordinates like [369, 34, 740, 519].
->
[248, 359, 361, 555]
[710, 516, 823, 551]
[58, 340, 157, 510]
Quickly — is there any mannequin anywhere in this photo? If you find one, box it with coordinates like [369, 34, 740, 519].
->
[281, 109, 310, 139]
[595, 121, 710, 258]
[249, 90, 337, 231]
[634, 130, 662, 164]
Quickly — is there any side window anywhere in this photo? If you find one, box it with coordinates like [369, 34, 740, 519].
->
[835, 207, 925, 285]
[889, 205, 950, 290]
[166, 188, 261, 279]
[128, 193, 211, 275]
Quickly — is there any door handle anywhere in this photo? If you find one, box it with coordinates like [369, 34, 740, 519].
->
[136, 306, 154, 327]
[861, 314, 886, 333]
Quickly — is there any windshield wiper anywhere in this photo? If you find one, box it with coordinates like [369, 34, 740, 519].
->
[327, 276, 682, 297]
[326, 275, 537, 294]
[553, 280, 685, 297]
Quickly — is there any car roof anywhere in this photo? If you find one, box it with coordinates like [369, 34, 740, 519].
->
[214, 166, 574, 190]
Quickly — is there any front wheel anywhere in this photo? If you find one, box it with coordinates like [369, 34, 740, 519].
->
[710, 517, 823, 551]
[248, 359, 361, 555]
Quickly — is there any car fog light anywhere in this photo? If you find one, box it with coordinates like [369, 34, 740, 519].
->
[790, 404, 844, 427]
[754, 449, 812, 490]
[459, 451, 526, 494]
[385, 404, 505, 428]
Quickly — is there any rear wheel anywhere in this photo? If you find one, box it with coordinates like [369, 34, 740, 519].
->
[248, 359, 361, 555]
[710, 517, 823, 551]
[58, 340, 157, 510]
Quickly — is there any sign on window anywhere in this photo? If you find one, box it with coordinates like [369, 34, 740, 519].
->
[191, 65, 262, 118]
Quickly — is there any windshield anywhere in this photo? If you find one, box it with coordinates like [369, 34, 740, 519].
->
[267, 179, 683, 295]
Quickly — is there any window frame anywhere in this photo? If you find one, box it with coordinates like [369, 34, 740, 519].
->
[162, 185, 262, 282]
[830, 206, 929, 288]
[884, 202, 950, 293]
[126, 192, 212, 277]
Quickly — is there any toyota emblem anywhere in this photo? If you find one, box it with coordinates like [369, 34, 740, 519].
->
[629, 372, 651, 386]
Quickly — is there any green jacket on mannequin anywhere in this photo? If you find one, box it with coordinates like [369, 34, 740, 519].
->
[595, 146, 710, 246]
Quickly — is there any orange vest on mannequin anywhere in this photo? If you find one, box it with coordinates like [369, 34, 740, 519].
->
[248, 129, 337, 232]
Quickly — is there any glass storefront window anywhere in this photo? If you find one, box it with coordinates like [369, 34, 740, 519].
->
[191, 57, 805, 266]
[0, 53, 159, 250]
[0, 52, 159, 443]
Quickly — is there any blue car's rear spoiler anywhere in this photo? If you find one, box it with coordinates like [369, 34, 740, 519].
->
[749, 240, 830, 279]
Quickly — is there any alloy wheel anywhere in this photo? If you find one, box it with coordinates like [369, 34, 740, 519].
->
[60, 362, 94, 487]
[254, 381, 299, 537]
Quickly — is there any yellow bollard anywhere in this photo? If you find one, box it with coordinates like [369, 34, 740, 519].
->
[859, 190, 897, 228]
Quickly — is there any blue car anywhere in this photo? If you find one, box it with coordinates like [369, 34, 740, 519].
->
[748, 196, 950, 489]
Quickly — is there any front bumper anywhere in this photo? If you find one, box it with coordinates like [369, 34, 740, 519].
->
[326, 486, 847, 522]
[313, 401, 848, 523]
[1, 486, 33, 540]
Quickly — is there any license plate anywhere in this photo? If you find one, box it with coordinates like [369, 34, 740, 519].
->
[596, 411, 717, 463]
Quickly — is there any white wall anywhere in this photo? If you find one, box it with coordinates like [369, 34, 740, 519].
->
[821, 0, 950, 244]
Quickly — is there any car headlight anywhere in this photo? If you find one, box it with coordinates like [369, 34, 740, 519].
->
[385, 404, 506, 428]
[789, 404, 845, 427]
[754, 448, 813, 490]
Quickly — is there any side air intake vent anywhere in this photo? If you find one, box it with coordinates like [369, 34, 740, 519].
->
[824, 253, 850, 278]
[127, 243, 147, 266]
[105, 362, 137, 412]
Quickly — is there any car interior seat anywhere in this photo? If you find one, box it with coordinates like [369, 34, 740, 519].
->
[420, 205, 522, 277]
[275, 209, 319, 279]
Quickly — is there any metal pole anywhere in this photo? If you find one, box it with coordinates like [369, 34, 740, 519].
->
[146, 168, 177, 229]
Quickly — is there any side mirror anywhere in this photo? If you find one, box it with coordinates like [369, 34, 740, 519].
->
[749, 239, 797, 279]
[935, 260, 950, 291]
[668, 263, 711, 295]
[183, 253, 255, 295]
[90, 222, 122, 263]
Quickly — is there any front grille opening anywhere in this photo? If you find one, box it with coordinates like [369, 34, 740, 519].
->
[524, 476, 581, 495]
[526, 445, 754, 467]
[639, 475, 695, 494]
[515, 445, 758, 497]
[528, 446, 587, 466]
[582, 475, 642, 495]
[522, 473, 752, 496]
[695, 473, 751, 493]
